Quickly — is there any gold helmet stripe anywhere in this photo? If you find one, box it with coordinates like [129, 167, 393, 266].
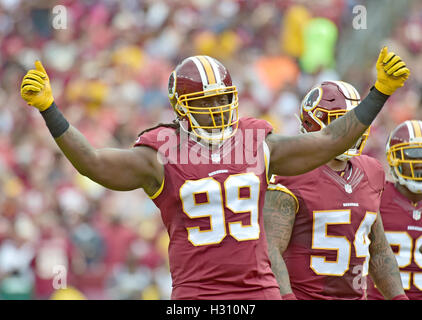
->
[412, 120, 422, 138]
[341, 81, 360, 107]
[188, 56, 208, 87]
[334, 81, 352, 109]
[197, 55, 216, 85]
[207, 56, 222, 84]
[406, 120, 415, 139]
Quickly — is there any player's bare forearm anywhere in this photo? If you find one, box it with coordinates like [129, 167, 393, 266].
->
[55, 125, 98, 176]
[368, 216, 405, 299]
[267, 87, 390, 176]
[267, 244, 293, 295]
[55, 125, 162, 192]
[267, 110, 366, 176]
[263, 190, 296, 295]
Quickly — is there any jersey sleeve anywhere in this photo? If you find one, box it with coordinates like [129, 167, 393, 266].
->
[239, 117, 273, 137]
[133, 126, 180, 179]
[268, 175, 299, 213]
[132, 126, 178, 160]
[258, 118, 273, 137]
[133, 129, 161, 150]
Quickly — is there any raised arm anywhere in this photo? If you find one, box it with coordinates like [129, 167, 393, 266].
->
[55, 124, 163, 193]
[267, 47, 410, 176]
[267, 105, 367, 176]
[263, 187, 298, 299]
[368, 214, 407, 300]
[20, 61, 163, 195]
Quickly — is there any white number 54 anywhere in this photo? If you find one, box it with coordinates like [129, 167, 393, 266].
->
[311, 210, 377, 276]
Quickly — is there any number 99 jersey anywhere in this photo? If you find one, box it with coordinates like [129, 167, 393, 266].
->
[272, 155, 385, 300]
[367, 181, 422, 300]
[134, 117, 281, 300]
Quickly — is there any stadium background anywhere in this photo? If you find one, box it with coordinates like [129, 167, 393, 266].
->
[0, 0, 420, 299]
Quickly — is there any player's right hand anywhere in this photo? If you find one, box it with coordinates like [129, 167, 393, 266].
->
[375, 47, 410, 96]
[21, 61, 54, 111]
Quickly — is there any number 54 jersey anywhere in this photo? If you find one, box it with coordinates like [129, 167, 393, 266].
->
[134, 117, 281, 300]
[272, 155, 385, 300]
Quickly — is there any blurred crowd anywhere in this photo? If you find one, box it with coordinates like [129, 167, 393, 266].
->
[0, 0, 421, 299]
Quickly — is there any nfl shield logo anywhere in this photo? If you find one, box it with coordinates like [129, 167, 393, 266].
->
[211, 153, 221, 163]
[413, 210, 421, 221]
[345, 184, 353, 194]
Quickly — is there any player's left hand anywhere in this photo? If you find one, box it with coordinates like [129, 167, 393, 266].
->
[375, 47, 410, 96]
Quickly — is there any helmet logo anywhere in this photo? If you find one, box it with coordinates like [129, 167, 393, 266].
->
[302, 87, 322, 112]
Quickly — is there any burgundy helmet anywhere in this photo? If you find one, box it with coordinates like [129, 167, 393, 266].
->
[386, 120, 422, 193]
[300, 80, 369, 161]
[168, 55, 239, 143]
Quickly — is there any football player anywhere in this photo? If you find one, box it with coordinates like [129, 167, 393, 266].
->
[20, 48, 409, 300]
[367, 120, 422, 300]
[264, 80, 407, 300]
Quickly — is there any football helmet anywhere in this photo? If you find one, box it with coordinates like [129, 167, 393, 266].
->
[299, 80, 370, 161]
[386, 120, 422, 194]
[168, 55, 239, 144]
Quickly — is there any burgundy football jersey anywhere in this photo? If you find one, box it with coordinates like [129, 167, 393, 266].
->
[134, 117, 281, 300]
[272, 155, 385, 300]
[367, 181, 422, 300]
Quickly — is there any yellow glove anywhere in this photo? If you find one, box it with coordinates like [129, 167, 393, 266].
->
[20, 61, 54, 111]
[375, 47, 410, 95]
